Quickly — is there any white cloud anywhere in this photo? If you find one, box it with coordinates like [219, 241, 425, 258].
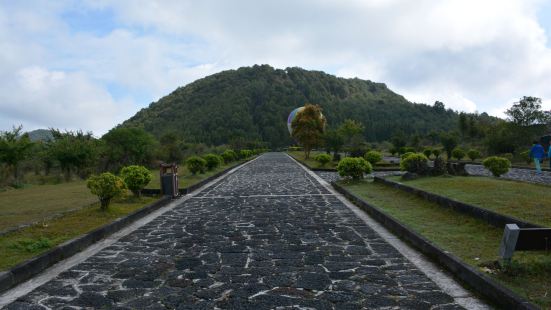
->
[0, 66, 134, 134]
[1, 0, 551, 134]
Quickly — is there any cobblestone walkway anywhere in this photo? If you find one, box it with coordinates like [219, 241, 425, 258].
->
[5, 153, 464, 309]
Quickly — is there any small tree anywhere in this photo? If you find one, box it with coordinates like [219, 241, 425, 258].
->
[451, 148, 466, 161]
[291, 104, 326, 159]
[87, 173, 126, 210]
[483, 156, 511, 177]
[432, 149, 441, 158]
[203, 154, 222, 170]
[120, 165, 152, 197]
[314, 153, 331, 167]
[221, 150, 237, 164]
[0, 126, 33, 183]
[400, 153, 429, 175]
[467, 149, 481, 162]
[186, 156, 206, 175]
[323, 129, 344, 160]
[440, 132, 458, 159]
[364, 151, 383, 166]
[423, 148, 432, 159]
[239, 149, 253, 159]
[337, 157, 372, 180]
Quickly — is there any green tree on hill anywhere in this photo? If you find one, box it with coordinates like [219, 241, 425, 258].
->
[291, 104, 326, 159]
[101, 127, 157, 171]
[49, 129, 99, 181]
[0, 125, 33, 183]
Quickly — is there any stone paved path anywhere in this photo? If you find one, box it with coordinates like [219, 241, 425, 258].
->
[5, 153, 465, 309]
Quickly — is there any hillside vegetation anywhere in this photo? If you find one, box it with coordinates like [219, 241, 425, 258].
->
[122, 65, 459, 147]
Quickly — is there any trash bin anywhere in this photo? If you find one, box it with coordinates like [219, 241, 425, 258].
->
[160, 163, 179, 198]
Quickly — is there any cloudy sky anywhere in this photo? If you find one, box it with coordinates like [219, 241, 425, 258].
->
[1, 0, 551, 135]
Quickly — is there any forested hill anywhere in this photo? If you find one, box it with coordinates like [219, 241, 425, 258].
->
[121, 65, 458, 147]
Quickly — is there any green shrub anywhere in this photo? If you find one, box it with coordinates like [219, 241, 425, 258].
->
[288, 146, 303, 151]
[120, 165, 152, 197]
[337, 157, 373, 180]
[221, 150, 237, 164]
[186, 156, 207, 175]
[364, 150, 383, 166]
[314, 153, 331, 167]
[432, 149, 441, 158]
[400, 153, 429, 174]
[483, 156, 511, 177]
[87, 172, 126, 210]
[422, 148, 432, 159]
[404, 146, 416, 153]
[203, 153, 222, 170]
[389, 148, 398, 156]
[239, 149, 253, 159]
[451, 148, 466, 161]
[401, 152, 415, 161]
[467, 149, 481, 162]
[520, 150, 531, 164]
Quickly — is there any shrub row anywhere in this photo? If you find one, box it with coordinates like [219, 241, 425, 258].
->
[87, 165, 152, 210]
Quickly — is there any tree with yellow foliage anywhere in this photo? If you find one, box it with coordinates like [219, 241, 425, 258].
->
[291, 104, 326, 159]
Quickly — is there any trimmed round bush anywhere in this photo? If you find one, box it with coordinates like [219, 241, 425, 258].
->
[483, 156, 511, 177]
[87, 172, 126, 210]
[203, 153, 222, 171]
[337, 157, 373, 180]
[422, 148, 432, 159]
[467, 149, 481, 162]
[186, 156, 207, 175]
[120, 165, 152, 197]
[221, 150, 237, 164]
[314, 153, 331, 167]
[400, 153, 429, 174]
[432, 149, 441, 158]
[364, 151, 383, 166]
[451, 148, 466, 161]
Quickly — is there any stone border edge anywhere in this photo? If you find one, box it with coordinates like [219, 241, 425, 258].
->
[331, 181, 538, 309]
[373, 176, 542, 229]
[0, 196, 172, 294]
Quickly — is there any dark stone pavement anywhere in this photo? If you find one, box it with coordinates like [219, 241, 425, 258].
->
[5, 153, 463, 309]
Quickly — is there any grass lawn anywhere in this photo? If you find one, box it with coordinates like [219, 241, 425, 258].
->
[0, 196, 157, 271]
[146, 159, 248, 189]
[343, 180, 551, 307]
[0, 181, 97, 232]
[388, 175, 551, 228]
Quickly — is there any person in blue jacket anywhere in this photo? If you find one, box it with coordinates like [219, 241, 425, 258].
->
[530, 141, 545, 173]
[548, 143, 551, 169]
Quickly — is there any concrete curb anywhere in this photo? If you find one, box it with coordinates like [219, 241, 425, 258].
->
[373, 176, 542, 229]
[142, 158, 256, 197]
[331, 181, 539, 310]
[0, 196, 171, 293]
